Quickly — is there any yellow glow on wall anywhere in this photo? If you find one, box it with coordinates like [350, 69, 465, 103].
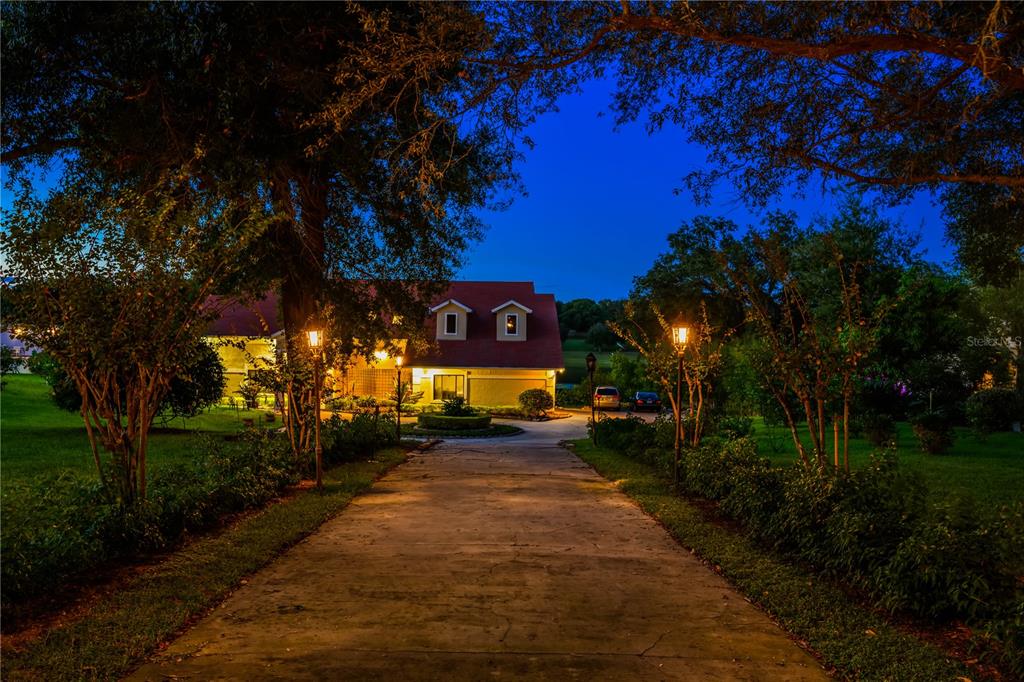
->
[374, 350, 389, 362]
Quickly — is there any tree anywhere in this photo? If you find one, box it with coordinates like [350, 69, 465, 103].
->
[1, 179, 259, 503]
[713, 209, 909, 469]
[476, 2, 1024, 264]
[30, 341, 227, 422]
[1, 2, 515, 367]
[0, 347, 22, 388]
[161, 341, 227, 421]
[609, 300, 724, 448]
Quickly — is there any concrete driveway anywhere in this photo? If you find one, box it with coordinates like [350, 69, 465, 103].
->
[130, 415, 825, 680]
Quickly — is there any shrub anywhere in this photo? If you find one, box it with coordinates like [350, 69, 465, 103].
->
[518, 388, 553, 417]
[236, 379, 261, 410]
[323, 412, 398, 463]
[161, 341, 226, 419]
[1, 346, 23, 379]
[589, 419, 1024, 674]
[966, 388, 1023, 435]
[1, 430, 298, 603]
[713, 415, 754, 440]
[441, 396, 475, 416]
[417, 414, 492, 430]
[859, 411, 897, 446]
[910, 411, 955, 454]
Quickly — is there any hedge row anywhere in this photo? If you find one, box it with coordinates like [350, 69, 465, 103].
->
[417, 413, 492, 430]
[1, 414, 399, 604]
[593, 417, 1024, 676]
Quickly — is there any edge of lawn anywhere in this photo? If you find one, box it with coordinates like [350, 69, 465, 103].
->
[568, 438, 975, 682]
[1, 446, 410, 682]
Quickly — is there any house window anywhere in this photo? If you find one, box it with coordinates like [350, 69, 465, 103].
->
[505, 313, 519, 336]
[433, 375, 464, 401]
[444, 312, 458, 335]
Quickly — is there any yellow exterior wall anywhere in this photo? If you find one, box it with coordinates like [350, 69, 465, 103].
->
[205, 336, 277, 399]
[410, 367, 556, 407]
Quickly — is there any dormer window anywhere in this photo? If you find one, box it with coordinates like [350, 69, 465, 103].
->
[444, 312, 458, 335]
[491, 299, 533, 342]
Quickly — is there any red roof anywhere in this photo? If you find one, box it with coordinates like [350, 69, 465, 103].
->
[206, 293, 282, 336]
[410, 282, 563, 370]
[207, 282, 563, 370]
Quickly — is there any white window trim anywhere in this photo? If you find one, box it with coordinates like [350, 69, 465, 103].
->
[505, 313, 519, 336]
[444, 312, 459, 335]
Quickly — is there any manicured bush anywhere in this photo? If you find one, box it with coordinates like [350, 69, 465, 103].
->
[966, 387, 1023, 435]
[911, 411, 955, 454]
[518, 388, 553, 417]
[417, 413, 491, 430]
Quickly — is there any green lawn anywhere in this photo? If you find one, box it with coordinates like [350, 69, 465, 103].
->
[750, 418, 1024, 509]
[560, 338, 637, 384]
[1, 374, 272, 484]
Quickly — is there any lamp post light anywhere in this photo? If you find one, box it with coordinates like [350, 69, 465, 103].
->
[307, 328, 324, 491]
[585, 351, 597, 445]
[395, 355, 404, 441]
[670, 320, 690, 493]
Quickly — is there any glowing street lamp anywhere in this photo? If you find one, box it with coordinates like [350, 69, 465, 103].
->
[307, 328, 324, 491]
[670, 319, 690, 492]
[395, 355, 404, 440]
[585, 352, 597, 445]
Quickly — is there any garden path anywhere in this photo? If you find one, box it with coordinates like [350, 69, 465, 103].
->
[129, 416, 826, 680]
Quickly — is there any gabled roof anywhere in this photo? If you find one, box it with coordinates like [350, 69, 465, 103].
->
[409, 282, 562, 371]
[429, 298, 473, 313]
[490, 299, 533, 314]
[206, 293, 282, 336]
[206, 281, 564, 371]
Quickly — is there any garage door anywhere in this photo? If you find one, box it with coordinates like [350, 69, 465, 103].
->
[469, 378, 546, 406]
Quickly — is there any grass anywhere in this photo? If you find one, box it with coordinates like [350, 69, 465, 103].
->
[560, 338, 637, 384]
[750, 418, 1024, 510]
[1, 374, 272, 484]
[0, 446, 408, 681]
[570, 438, 974, 681]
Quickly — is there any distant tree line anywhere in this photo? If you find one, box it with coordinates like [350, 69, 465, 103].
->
[556, 298, 625, 350]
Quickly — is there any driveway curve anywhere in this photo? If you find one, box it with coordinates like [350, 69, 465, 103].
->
[130, 414, 825, 680]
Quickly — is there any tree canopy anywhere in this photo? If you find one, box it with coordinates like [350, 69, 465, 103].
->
[475, 1, 1024, 274]
[2, 2, 517, 355]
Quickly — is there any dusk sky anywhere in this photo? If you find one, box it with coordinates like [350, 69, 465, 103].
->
[460, 76, 952, 302]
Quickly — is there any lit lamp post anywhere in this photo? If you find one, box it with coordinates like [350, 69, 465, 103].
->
[395, 355, 404, 441]
[307, 328, 324, 491]
[585, 352, 597, 445]
[670, 320, 690, 492]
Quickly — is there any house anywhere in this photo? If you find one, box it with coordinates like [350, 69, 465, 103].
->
[205, 282, 563, 407]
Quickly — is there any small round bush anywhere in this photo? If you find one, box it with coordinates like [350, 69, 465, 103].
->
[518, 388, 554, 417]
[965, 388, 1023, 435]
[910, 411, 955, 454]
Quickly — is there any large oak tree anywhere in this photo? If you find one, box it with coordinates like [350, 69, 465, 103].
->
[2, 2, 515, 358]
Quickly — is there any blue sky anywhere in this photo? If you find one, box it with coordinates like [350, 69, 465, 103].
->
[460, 77, 950, 301]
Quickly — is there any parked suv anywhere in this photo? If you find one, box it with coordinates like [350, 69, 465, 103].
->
[631, 391, 662, 412]
[593, 386, 622, 410]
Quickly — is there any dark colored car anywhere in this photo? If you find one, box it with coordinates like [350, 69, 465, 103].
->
[632, 391, 662, 412]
